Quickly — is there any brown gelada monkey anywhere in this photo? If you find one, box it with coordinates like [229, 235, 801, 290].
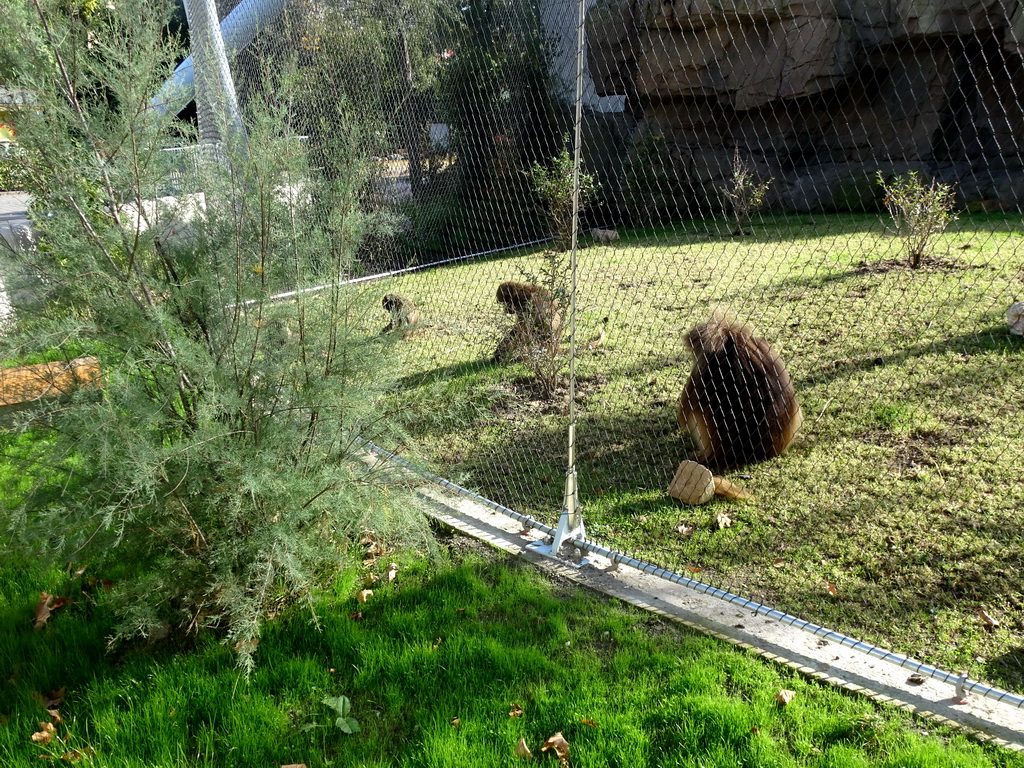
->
[678, 313, 802, 468]
[381, 293, 420, 335]
[493, 281, 564, 362]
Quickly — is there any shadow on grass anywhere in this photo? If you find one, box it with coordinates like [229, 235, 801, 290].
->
[795, 324, 1023, 389]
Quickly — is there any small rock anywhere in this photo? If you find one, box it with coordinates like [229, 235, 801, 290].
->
[1007, 301, 1024, 336]
[667, 460, 715, 504]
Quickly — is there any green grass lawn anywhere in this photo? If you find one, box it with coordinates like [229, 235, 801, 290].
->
[1, 532, 1022, 767]
[369, 212, 1024, 692]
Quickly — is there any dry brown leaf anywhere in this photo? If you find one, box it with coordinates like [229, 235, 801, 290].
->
[31, 722, 56, 745]
[509, 702, 523, 717]
[60, 748, 95, 763]
[450, 717, 460, 728]
[33, 592, 54, 630]
[772, 558, 785, 568]
[541, 731, 570, 759]
[46, 709, 62, 724]
[775, 689, 796, 706]
[825, 582, 839, 597]
[356, 589, 373, 604]
[514, 737, 533, 759]
[675, 524, 695, 536]
[978, 609, 1000, 630]
[580, 718, 598, 728]
[281, 764, 308, 768]
[906, 673, 926, 685]
[713, 511, 732, 530]
[386, 563, 399, 583]
[348, 611, 363, 621]
[45, 688, 66, 708]
[432, 637, 443, 649]
[685, 565, 703, 574]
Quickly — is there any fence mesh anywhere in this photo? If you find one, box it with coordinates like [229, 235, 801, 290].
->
[200, 0, 1022, 691]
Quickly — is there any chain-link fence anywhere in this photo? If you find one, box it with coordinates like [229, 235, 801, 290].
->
[187, 0, 1024, 692]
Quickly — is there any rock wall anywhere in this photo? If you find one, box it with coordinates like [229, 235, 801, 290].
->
[587, 0, 1024, 213]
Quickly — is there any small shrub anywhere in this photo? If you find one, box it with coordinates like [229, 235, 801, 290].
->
[527, 139, 599, 252]
[508, 262, 566, 399]
[514, 141, 598, 397]
[877, 171, 958, 268]
[720, 148, 772, 236]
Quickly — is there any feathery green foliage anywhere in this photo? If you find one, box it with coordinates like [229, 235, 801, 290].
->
[0, 0, 427, 673]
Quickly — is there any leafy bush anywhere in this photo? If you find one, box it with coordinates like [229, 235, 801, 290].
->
[720, 148, 772, 236]
[528, 141, 599, 252]
[0, 145, 29, 191]
[877, 171, 958, 268]
[1, 0, 426, 672]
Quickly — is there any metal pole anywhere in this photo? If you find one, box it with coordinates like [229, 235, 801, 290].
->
[181, 0, 249, 158]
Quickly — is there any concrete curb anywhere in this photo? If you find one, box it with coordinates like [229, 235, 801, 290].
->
[412, 484, 1024, 751]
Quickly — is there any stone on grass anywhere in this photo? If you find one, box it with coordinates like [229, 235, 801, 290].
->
[1008, 301, 1024, 336]
[668, 460, 715, 505]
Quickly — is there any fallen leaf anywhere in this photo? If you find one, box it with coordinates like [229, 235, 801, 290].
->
[46, 709, 62, 724]
[386, 563, 398, 583]
[450, 717, 460, 728]
[775, 689, 796, 706]
[364, 572, 379, 587]
[509, 702, 523, 717]
[978, 610, 1000, 630]
[432, 637, 443, 649]
[685, 565, 703, 574]
[60, 748, 95, 763]
[541, 731, 570, 760]
[31, 722, 56, 744]
[67, 563, 88, 578]
[713, 511, 732, 530]
[772, 558, 785, 568]
[750, 726, 760, 734]
[33, 592, 54, 630]
[907, 674, 926, 685]
[825, 582, 839, 597]
[280, 764, 308, 768]
[356, 589, 373, 604]
[233, 637, 260, 652]
[580, 718, 598, 728]
[675, 524, 695, 536]
[46, 688, 66, 708]
[348, 611, 363, 621]
[514, 737, 533, 759]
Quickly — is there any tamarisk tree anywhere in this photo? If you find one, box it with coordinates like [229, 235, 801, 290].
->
[1, 0, 426, 672]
